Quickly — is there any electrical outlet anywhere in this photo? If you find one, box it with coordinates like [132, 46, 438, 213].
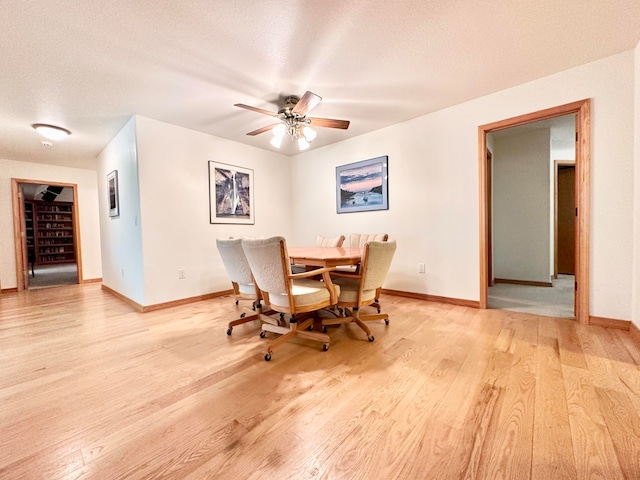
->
[178, 269, 185, 279]
[418, 263, 425, 273]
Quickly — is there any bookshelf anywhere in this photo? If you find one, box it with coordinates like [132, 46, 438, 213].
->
[33, 201, 75, 264]
[24, 201, 35, 272]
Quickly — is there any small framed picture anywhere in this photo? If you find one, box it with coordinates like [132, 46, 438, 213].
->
[107, 170, 119, 217]
[208, 161, 255, 224]
[336, 156, 389, 213]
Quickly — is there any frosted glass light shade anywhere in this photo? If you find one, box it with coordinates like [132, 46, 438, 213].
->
[32, 124, 71, 141]
[302, 126, 316, 142]
[298, 138, 310, 150]
[270, 135, 283, 148]
[272, 123, 286, 139]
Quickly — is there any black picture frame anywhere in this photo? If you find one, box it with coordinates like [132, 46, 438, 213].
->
[107, 170, 119, 217]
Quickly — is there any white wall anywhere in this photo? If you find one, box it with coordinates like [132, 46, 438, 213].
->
[633, 41, 640, 330]
[290, 50, 636, 320]
[0, 158, 102, 290]
[551, 138, 576, 162]
[493, 129, 551, 283]
[133, 116, 293, 306]
[97, 117, 145, 304]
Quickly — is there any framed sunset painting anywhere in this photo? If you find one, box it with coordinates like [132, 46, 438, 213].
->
[336, 156, 388, 213]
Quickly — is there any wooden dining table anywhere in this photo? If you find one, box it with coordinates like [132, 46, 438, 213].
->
[288, 246, 362, 268]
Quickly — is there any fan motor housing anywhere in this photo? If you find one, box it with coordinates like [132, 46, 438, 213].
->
[279, 95, 300, 116]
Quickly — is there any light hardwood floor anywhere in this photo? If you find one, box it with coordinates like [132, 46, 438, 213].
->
[1, 284, 639, 479]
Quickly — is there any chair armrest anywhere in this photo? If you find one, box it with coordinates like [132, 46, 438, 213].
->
[289, 267, 338, 305]
[320, 271, 338, 305]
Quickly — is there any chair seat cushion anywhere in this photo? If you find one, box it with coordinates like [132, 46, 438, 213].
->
[331, 277, 376, 305]
[238, 283, 257, 295]
[268, 279, 341, 309]
[333, 265, 357, 274]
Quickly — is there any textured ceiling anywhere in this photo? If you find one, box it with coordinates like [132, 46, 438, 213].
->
[1, 1, 639, 167]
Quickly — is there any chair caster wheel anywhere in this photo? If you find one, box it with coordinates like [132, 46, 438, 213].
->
[259, 331, 267, 338]
[235, 299, 239, 305]
[240, 312, 246, 318]
[226, 328, 232, 335]
[384, 319, 389, 325]
[322, 343, 329, 351]
[322, 326, 327, 333]
[377, 309, 381, 314]
[264, 353, 272, 361]
[368, 335, 375, 342]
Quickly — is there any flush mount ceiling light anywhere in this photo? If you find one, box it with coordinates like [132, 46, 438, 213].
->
[234, 91, 350, 151]
[32, 123, 71, 141]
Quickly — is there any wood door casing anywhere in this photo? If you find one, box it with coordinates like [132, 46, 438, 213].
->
[11, 178, 83, 292]
[478, 99, 590, 324]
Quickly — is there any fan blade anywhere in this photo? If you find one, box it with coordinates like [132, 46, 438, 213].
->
[291, 91, 322, 116]
[246, 124, 280, 136]
[309, 117, 350, 129]
[234, 103, 277, 117]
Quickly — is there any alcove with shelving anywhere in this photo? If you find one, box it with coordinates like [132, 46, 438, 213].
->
[23, 201, 35, 272]
[33, 201, 75, 264]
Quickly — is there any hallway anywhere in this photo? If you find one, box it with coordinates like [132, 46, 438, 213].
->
[488, 274, 574, 318]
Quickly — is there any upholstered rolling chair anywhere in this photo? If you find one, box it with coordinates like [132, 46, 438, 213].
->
[323, 240, 396, 341]
[349, 233, 388, 248]
[242, 236, 340, 361]
[343, 233, 389, 312]
[216, 238, 280, 335]
[315, 234, 346, 247]
[291, 234, 346, 273]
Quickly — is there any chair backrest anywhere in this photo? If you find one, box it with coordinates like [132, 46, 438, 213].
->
[241, 236, 291, 295]
[315, 234, 346, 247]
[349, 233, 388, 248]
[361, 240, 396, 291]
[216, 238, 253, 286]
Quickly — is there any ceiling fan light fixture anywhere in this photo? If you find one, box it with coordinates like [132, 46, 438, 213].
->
[272, 123, 286, 139]
[302, 126, 316, 142]
[235, 91, 350, 151]
[32, 123, 71, 141]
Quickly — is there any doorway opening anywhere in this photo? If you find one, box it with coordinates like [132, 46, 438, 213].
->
[11, 178, 82, 291]
[486, 116, 575, 318]
[478, 99, 591, 324]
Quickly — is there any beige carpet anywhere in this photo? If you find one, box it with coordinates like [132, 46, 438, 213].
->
[488, 274, 574, 318]
[29, 263, 78, 289]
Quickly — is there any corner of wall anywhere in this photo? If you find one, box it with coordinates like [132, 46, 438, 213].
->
[97, 116, 145, 304]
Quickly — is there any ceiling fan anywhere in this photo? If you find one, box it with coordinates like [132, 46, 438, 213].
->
[234, 91, 350, 150]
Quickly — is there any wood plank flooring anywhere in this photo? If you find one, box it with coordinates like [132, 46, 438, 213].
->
[1, 284, 639, 479]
